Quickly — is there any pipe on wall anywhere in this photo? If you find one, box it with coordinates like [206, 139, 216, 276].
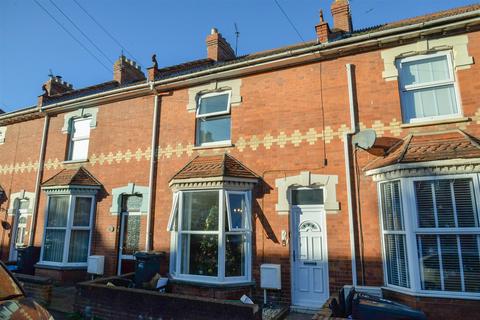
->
[344, 63, 358, 287]
[29, 114, 49, 246]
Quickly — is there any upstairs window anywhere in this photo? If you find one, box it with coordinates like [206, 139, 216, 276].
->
[397, 52, 460, 124]
[196, 92, 231, 146]
[68, 117, 91, 161]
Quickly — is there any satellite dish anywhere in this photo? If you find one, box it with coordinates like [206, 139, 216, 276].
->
[352, 129, 376, 150]
[1, 220, 11, 230]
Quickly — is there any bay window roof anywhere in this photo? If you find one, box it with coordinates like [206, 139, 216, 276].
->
[42, 167, 101, 188]
[365, 130, 480, 171]
[170, 154, 259, 185]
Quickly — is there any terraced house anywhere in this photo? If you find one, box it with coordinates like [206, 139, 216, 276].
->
[1, 1, 480, 318]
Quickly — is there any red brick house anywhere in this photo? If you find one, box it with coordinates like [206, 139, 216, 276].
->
[1, 1, 480, 318]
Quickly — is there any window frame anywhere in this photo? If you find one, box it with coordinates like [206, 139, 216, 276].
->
[378, 174, 480, 300]
[67, 117, 92, 161]
[396, 51, 462, 124]
[168, 189, 252, 284]
[39, 194, 95, 267]
[195, 91, 232, 147]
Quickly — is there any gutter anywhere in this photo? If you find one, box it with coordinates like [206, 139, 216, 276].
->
[344, 63, 358, 287]
[1, 10, 479, 122]
[29, 114, 49, 246]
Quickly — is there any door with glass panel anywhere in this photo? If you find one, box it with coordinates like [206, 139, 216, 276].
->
[117, 195, 144, 275]
[10, 199, 29, 261]
[290, 188, 329, 309]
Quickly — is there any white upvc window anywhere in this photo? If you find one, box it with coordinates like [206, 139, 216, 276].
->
[195, 92, 231, 147]
[379, 174, 480, 299]
[40, 195, 95, 267]
[397, 52, 461, 124]
[68, 117, 92, 161]
[167, 189, 252, 284]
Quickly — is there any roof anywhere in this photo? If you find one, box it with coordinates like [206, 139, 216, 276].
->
[1, 3, 479, 114]
[42, 167, 102, 187]
[171, 154, 259, 181]
[353, 3, 480, 36]
[364, 130, 480, 171]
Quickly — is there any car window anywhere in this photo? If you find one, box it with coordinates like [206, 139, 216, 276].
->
[0, 264, 23, 300]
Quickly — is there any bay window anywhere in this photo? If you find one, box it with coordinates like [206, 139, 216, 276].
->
[41, 195, 95, 266]
[379, 175, 480, 297]
[168, 189, 251, 283]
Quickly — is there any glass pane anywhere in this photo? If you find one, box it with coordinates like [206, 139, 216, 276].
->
[381, 181, 403, 231]
[384, 234, 409, 288]
[122, 195, 143, 212]
[196, 116, 230, 145]
[415, 181, 436, 228]
[440, 235, 462, 291]
[68, 230, 90, 263]
[181, 234, 218, 276]
[454, 179, 478, 228]
[71, 139, 89, 160]
[460, 235, 480, 292]
[19, 199, 29, 210]
[73, 197, 92, 227]
[417, 235, 441, 291]
[403, 85, 458, 122]
[43, 230, 66, 262]
[402, 55, 450, 86]
[181, 191, 219, 231]
[228, 193, 248, 229]
[46, 196, 69, 227]
[434, 180, 455, 228]
[198, 94, 229, 115]
[122, 215, 141, 255]
[72, 118, 91, 138]
[226, 234, 245, 277]
[291, 189, 324, 205]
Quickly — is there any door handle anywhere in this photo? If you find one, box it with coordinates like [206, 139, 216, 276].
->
[303, 261, 317, 266]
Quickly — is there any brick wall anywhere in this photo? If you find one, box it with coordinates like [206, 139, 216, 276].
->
[14, 273, 53, 307]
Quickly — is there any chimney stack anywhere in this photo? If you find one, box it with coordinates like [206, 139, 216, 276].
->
[113, 55, 146, 84]
[206, 28, 236, 61]
[315, 10, 332, 43]
[37, 75, 74, 106]
[331, 0, 352, 33]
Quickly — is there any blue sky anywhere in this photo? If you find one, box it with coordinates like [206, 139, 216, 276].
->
[0, 0, 478, 112]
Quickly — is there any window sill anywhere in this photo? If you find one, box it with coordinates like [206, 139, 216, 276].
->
[168, 276, 255, 288]
[34, 263, 87, 270]
[382, 285, 480, 301]
[62, 159, 89, 165]
[400, 117, 470, 128]
[192, 143, 234, 150]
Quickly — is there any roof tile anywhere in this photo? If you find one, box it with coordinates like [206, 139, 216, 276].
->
[42, 167, 102, 187]
[171, 154, 259, 181]
[365, 130, 480, 171]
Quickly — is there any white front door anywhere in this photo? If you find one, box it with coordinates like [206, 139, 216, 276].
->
[9, 212, 28, 261]
[117, 212, 141, 275]
[291, 205, 329, 308]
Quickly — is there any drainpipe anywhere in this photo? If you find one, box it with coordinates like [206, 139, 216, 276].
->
[344, 63, 358, 286]
[29, 114, 49, 246]
[145, 85, 160, 252]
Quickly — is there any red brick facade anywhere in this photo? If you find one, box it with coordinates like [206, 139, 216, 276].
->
[1, 2, 480, 318]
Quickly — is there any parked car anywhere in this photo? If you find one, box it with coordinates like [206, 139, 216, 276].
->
[0, 261, 53, 320]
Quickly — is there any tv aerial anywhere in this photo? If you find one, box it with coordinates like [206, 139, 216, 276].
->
[234, 23, 240, 56]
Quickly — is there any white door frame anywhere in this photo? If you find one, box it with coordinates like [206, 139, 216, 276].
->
[9, 208, 28, 261]
[290, 201, 329, 309]
[117, 211, 141, 275]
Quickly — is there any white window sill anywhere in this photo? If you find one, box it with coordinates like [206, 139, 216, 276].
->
[169, 275, 254, 287]
[35, 262, 88, 270]
[192, 143, 234, 150]
[63, 159, 89, 165]
[401, 116, 470, 128]
[382, 285, 480, 300]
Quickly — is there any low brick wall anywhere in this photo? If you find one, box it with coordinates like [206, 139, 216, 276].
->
[75, 276, 261, 320]
[169, 280, 254, 300]
[14, 273, 53, 307]
[382, 288, 480, 320]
